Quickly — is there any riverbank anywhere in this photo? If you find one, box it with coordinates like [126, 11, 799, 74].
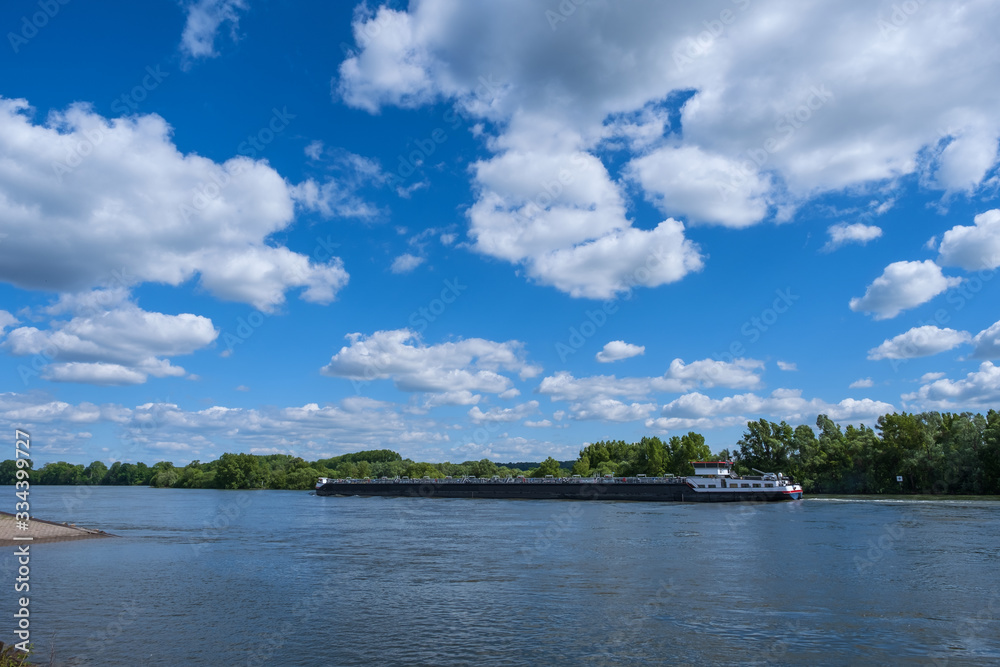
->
[0, 511, 115, 546]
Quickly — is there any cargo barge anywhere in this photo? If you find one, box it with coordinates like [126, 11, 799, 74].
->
[315, 461, 803, 502]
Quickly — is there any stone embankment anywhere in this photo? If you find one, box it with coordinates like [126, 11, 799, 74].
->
[0, 511, 115, 546]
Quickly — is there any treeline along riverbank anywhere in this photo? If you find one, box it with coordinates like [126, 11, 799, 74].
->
[5, 410, 1000, 494]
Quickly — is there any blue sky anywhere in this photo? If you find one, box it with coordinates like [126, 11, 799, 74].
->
[1, 0, 999, 466]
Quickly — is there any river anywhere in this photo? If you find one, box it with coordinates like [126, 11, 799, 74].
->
[3, 487, 998, 666]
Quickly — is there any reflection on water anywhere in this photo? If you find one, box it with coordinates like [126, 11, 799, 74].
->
[4, 487, 998, 666]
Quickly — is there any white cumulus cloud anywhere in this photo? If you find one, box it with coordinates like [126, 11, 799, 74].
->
[628, 145, 772, 227]
[179, 0, 249, 61]
[568, 398, 658, 422]
[596, 340, 645, 363]
[0, 98, 348, 312]
[849, 260, 961, 320]
[971, 319, 1000, 359]
[468, 145, 704, 298]
[938, 209, 1000, 272]
[867, 325, 971, 360]
[903, 362, 1000, 409]
[823, 223, 883, 252]
[0, 310, 18, 336]
[538, 358, 763, 403]
[390, 253, 425, 274]
[655, 389, 894, 427]
[2, 291, 218, 385]
[337, 0, 1000, 284]
[320, 329, 541, 398]
[468, 401, 539, 424]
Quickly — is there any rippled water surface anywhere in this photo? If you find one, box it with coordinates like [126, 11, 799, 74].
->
[3, 487, 999, 666]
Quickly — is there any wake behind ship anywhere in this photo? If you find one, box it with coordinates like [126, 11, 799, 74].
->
[315, 461, 803, 502]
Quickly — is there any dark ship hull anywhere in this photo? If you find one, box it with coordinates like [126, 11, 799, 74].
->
[315, 478, 801, 502]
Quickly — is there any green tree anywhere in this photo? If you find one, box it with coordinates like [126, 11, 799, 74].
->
[286, 467, 321, 489]
[796, 417, 833, 491]
[632, 436, 668, 476]
[842, 423, 881, 493]
[148, 461, 177, 487]
[876, 412, 933, 492]
[531, 457, 562, 478]
[593, 460, 619, 477]
[930, 412, 984, 494]
[338, 461, 359, 478]
[470, 458, 498, 478]
[588, 442, 610, 467]
[84, 460, 108, 485]
[0, 459, 19, 485]
[667, 432, 711, 475]
[316, 449, 402, 470]
[150, 461, 174, 474]
[215, 453, 268, 489]
[373, 459, 407, 478]
[135, 462, 153, 485]
[102, 461, 146, 485]
[980, 410, 1000, 494]
[37, 462, 86, 485]
[735, 420, 795, 474]
[150, 469, 179, 488]
[405, 461, 444, 478]
[175, 461, 210, 488]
